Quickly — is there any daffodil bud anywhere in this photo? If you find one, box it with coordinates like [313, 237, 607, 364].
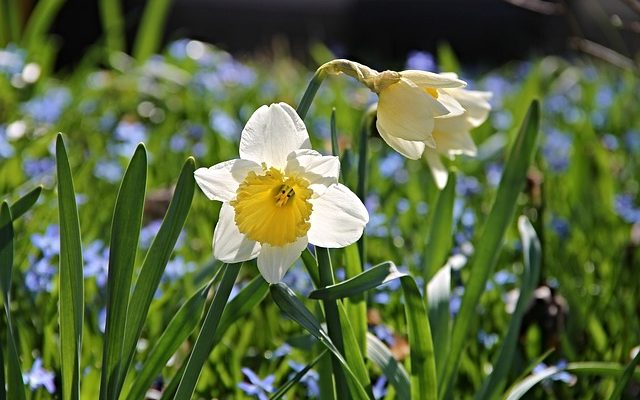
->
[318, 59, 400, 93]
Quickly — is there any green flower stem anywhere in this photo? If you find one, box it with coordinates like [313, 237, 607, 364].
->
[296, 68, 328, 119]
[316, 246, 349, 398]
[356, 109, 376, 263]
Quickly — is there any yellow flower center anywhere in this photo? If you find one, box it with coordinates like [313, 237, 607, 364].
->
[425, 87, 439, 98]
[231, 167, 313, 247]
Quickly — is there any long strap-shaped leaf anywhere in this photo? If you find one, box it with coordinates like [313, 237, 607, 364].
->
[342, 244, 367, 354]
[439, 100, 540, 398]
[401, 276, 438, 400]
[473, 216, 541, 400]
[173, 263, 241, 400]
[337, 303, 374, 398]
[367, 333, 411, 400]
[56, 135, 84, 400]
[100, 144, 147, 400]
[309, 261, 404, 300]
[270, 282, 370, 399]
[9, 185, 42, 221]
[159, 272, 267, 400]
[21, 0, 66, 52]
[608, 349, 640, 400]
[118, 157, 195, 391]
[132, 0, 173, 61]
[422, 173, 455, 283]
[504, 362, 640, 400]
[0, 203, 14, 311]
[427, 263, 451, 377]
[0, 202, 26, 400]
[309, 263, 438, 399]
[98, 0, 125, 56]
[0, 339, 5, 399]
[124, 283, 209, 400]
[270, 350, 329, 400]
[213, 274, 269, 344]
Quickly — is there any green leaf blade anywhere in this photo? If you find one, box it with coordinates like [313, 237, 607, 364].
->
[132, 0, 173, 61]
[474, 216, 541, 400]
[173, 263, 241, 400]
[337, 303, 373, 398]
[400, 276, 437, 400]
[608, 349, 640, 400]
[214, 274, 269, 344]
[270, 283, 370, 400]
[56, 134, 84, 400]
[124, 284, 208, 400]
[22, 0, 66, 52]
[423, 173, 455, 283]
[0, 202, 14, 298]
[366, 333, 410, 400]
[343, 244, 367, 355]
[9, 185, 42, 221]
[270, 350, 328, 400]
[1, 202, 26, 400]
[427, 263, 451, 378]
[439, 100, 540, 397]
[100, 144, 147, 400]
[119, 157, 195, 389]
[309, 261, 405, 301]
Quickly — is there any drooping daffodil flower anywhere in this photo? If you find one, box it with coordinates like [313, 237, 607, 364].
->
[194, 102, 369, 283]
[423, 79, 492, 188]
[318, 59, 467, 159]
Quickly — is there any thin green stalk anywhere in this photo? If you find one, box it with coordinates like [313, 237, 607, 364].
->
[296, 68, 327, 119]
[330, 108, 339, 158]
[356, 109, 375, 263]
[316, 247, 349, 398]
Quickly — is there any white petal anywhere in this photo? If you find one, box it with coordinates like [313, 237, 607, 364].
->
[377, 121, 427, 159]
[433, 119, 477, 158]
[194, 159, 262, 202]
[213, 203, 261, 263]
[285, 149, 340, 195]
[257, 237, 308, 283]
[239, 103, 311, 168]
[307, 183, 369, 248]
[439, 72, 460, 80]
[434, 93, 465, 118]
[400, 70, 466, 88]
[377, 79, 438, 141]
[424, 149, 448, 189]
[451, 89, 492, 127]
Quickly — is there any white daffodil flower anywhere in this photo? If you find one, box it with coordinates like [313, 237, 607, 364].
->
[375, 70, 467, 160]
[423, 83, 492, 189]
[194, 102, 369, 283]
[318, 59, 467, 159]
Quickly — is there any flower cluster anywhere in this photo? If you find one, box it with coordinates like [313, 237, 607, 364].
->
[195, 58, 492, 284]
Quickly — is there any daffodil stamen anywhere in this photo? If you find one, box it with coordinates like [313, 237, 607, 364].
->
[231, 167, 313, 247]
[274, 185, 295, 207]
